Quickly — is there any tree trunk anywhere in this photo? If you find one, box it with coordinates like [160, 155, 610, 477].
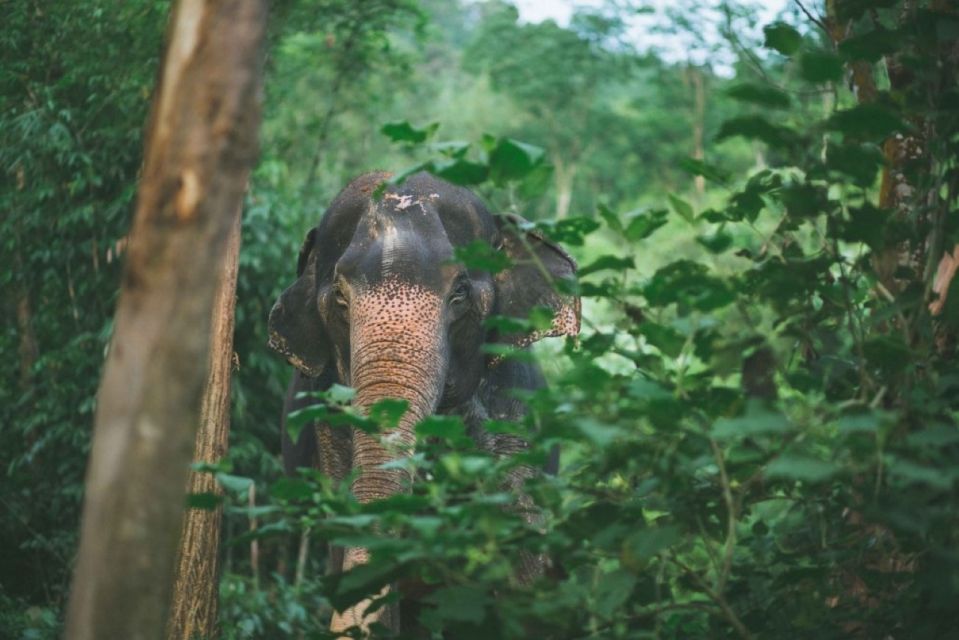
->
[554, 158, 576, 220]
[64, 2, 267, 639]
[684, 65, 706, 198]
[16, 281, 38, 390]
[166, 214, 241, 640]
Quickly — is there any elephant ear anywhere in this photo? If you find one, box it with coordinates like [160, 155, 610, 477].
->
[268, 228, 329, 377]
[493, 213, 581, 348]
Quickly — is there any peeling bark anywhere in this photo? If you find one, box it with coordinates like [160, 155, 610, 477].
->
[63, 2, 267, 639]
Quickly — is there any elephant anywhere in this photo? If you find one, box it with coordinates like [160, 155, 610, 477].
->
[268, 171, 580, 635]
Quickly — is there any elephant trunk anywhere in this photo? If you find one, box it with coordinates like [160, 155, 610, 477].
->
[348, 280, 446, 503]
[330, 283, 446, 634]
[350, 354, 443, 501]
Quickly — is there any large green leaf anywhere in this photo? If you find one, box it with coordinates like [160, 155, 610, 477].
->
[763, 22, 802, 55]
[716, 116, 799, 149]
[799, 51, 844, 83]
[488, 137, 546, 184]
[381, 120, 439, 143]
[766, 455, 840, 482]
[827, 104, 910, 139]
[726, 82, 791, 109]
[452, 239, 513, 274]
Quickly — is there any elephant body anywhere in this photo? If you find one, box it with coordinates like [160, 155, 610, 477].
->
[269, 172, 579, 633]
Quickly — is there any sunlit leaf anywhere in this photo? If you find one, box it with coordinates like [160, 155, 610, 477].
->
[381, 120, 439, 143]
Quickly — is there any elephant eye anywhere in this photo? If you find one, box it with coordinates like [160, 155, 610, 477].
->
[449, 280, 471, 305]
[332, 282, 348, 308]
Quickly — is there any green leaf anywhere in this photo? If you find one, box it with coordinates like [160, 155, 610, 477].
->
[579, 255, 634, 277]
[369, 399, 409, 428]
[638, 322, 685, 358]
[364, 493, 431, 514]
[713, 406, 791, 440]
[270, 477, 314, 501]
[416, 415, 470, 445]
[539, 217, 600, 246]
[836, 203, 889, 250]
[488, 137, 545, 184]
[528, 306, 555, 331]
[726, 82, 791, 109]
[779, 182, 830, 219]
[432, 158, 489, 185]
[667, 193, 695, 223]
[186, 492, 222, 510]
[452, 239, 513, 274]
[836, 412, 880, 434]
[431, 140, 471, 158]
[886, 455, 954, 490]
[517, 162, 554, 199]
[863, 335, 911, 374]
[696, 229, 733, 254]
[643, 260, 735, 313]
[827, 104, 909, 139]
[484, 314, 530, 333]
[328, 559, 407, 612]
[323, 384, 357, 405]
[716, 116, 799, 149]
[376, 163, 430, 197]
[836, 0, 897, 22]
[575, 418, 624, 447]
[621, 525, 681, 569]
[381, 120, 439, 143]
[766, 455, 839, 482]
[826, 141, 885, 187]
[906, 425, 959, 448]
[678, 157, 730, 184]
[624, 208, 669, 241]
[216, 473, 254, 494]
[763, 22, 802, 55]
[799, 51, 844, 83]
[594, 568, 637, 620]
[423, 586, 490, 626]
[839, 27, 899, 63]
[597, 202, 624, 233]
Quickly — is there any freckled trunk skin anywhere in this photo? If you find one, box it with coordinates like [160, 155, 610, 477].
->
[330, 280, 445, 634]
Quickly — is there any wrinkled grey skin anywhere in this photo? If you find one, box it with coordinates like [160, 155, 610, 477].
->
[268, 172, 580, 634]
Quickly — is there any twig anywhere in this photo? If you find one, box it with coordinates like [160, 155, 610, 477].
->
[794, 0, 829, 33]
[709, 438, 737, 593]
[248, 483, 259, 588]
[294, 526, 311, 588]
[670, 555, 754, 640]
[834, 241, 874, 398]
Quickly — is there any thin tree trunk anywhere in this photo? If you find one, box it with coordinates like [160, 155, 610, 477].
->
[684, 65, 706, 198]
[248, 483, 260, 589]
[554, 158, 576, 220]
[166, 214, 241, 640]
[64, 2, 267, 639]
[16, 281, 38, 390]
[294, 526, 311, 588]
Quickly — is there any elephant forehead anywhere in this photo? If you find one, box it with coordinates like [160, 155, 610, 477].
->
[342, 210, 458, 289]
[381, 191, 439, 213]
[350, 279, 444, 342]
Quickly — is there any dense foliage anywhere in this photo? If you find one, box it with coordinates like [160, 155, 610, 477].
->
[3, 0, 958, 638]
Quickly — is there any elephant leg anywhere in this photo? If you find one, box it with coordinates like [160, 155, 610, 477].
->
[463, 398, 548, 585]
[315, 424, 352, 575]
[490, 432, 549, 584]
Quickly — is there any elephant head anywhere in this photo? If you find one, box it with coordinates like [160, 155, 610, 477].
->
[267, 171, 579, 631]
